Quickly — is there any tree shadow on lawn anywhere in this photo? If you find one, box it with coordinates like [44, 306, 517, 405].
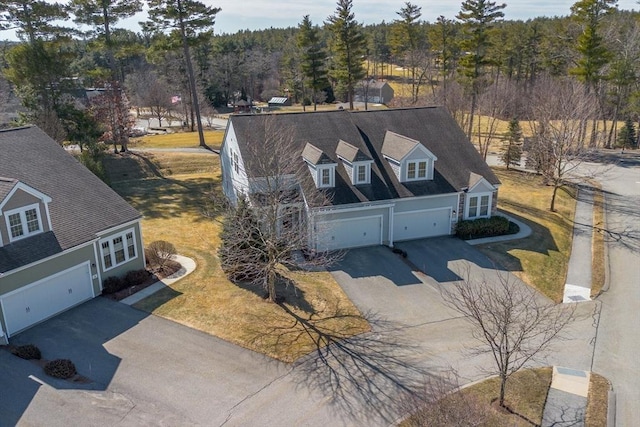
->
[235, 275, 432, 423]
[231, 273, 314, 314]
[131, 286, 184, 313]
[112, 176, 221, 222]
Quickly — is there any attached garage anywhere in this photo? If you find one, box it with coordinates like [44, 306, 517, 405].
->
[0, 262, 94, 336]
[315, 215, 382, 251]
[393, 208, 451, 242]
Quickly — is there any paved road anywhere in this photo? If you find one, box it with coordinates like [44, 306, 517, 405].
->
[588, 156, 640, 426]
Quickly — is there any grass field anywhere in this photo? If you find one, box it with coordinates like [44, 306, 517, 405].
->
[477, 168, 576, 302]
[106, 152, 370, 362]
[130, 129, 225, 149]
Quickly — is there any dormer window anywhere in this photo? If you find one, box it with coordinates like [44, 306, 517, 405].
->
[381, 131, 437, 183]
[406, 160, 428, 181]
[5, 204, 43, 242]
[302, 143, 336, 189]
[336, 139, 373, 185]
[319, 167, 333, 187]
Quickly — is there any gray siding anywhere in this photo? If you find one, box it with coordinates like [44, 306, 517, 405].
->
[0, 244, 98, 297]
[96, 222, 145, 281]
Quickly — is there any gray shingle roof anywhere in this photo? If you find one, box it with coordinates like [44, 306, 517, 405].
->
[381, 131, 421, 161]
[228, 107, 499, 207]
[336, 140, 371, 163]
[0, 177, 17, 203]
[0, 231, 62, 272]
[0, 126, 141, 273]
[302, 143, 334, 165]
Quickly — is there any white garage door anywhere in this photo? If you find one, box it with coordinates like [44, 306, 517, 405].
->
[1, 262, 94, 336]
[315, 216, 382, 251]
[393, 208, 451, 242]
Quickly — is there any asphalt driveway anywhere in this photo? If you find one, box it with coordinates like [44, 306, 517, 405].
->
[1, 298, 356, 426]
[330, 236, 506, 326]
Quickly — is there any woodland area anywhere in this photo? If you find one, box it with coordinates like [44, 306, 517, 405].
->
[0, 0, 639, 154]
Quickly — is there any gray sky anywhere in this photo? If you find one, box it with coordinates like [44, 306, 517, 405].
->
[1, 0, 638, 40]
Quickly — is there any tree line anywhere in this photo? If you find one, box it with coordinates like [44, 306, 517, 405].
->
[0, 0, 639, 152]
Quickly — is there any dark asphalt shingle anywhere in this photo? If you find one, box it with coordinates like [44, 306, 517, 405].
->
[0, 126, 141, 273]
[228, 107, 500, 207]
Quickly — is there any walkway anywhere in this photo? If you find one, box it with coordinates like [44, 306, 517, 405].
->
[542, 367, 590, 426]
[120, 254, 196, 306]
[563, 186, 595, 303]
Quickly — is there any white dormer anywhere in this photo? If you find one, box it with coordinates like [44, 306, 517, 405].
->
[336, 139, 373, 185]
[464, 172, 498, 219]
[0, 178, 53, 245]
[302, 143, 337, 188]
[381, 131, 437, 183]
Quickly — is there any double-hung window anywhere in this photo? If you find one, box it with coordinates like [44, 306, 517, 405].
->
[406, 160, 428, 180]
[100, 228, 137, 271]
[5, 204, 43, 242]
[467, 194, 491, 218]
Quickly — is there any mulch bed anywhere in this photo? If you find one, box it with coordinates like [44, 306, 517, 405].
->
[102, 260, 182, 302]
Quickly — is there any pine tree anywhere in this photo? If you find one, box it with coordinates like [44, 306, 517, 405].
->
[456, 0, 506, 140]
[616, 117, 637, 149]
[297, 15, 328, 111]
[501, 118, 523, 169]
[326, 0, 366, 110]
[145, 0, 220, 147]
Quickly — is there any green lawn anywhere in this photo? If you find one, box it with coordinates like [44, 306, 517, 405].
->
[129, 129, 225, 149]
[107, 152, 370, 362]
[477, 168, 577, 302]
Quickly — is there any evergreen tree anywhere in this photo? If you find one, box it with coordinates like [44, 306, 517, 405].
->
[390, 2, 426, 103]
[616, 117, 637, 149]
[0, 0, 70, 43]
[297, 15, 328, 111]
[218, 197, 267, 284]
[501, 118, 523, 169]
[145, 0, 220, 147]
[456, 0, 506, 140]
[326, 0, 366, 110]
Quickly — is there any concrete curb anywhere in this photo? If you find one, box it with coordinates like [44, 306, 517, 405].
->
[465, 211, 532, 246]
[120, 254, 196, 306]
[607, 387, 616, 427]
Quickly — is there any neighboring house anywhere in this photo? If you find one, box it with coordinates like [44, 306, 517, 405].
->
[267, 96, 292, 107]
[0, 126, 144, 343]
[221, 107, 500, 252]
[354, 80, 395, 104]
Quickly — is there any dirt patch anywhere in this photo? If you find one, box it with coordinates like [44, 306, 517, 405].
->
[102, 261, 182, 302]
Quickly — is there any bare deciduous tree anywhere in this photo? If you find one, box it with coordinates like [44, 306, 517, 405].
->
[527, 75, 599, 211]
[217, 117, 339, 303]
[401, 370, 491, 427]
[441, 266, 575, 409]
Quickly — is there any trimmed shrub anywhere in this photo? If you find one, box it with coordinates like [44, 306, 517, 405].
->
[44, 359, 77, 379]
[456, 216, 515, 240]
[11, 344, 42, 360]
[124, 269, 150, 287]
[146, 241, 177, 273]
[102, 275, 126, 294]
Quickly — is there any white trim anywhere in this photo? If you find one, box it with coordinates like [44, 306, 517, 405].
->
[353, 161, 372, 185]
[404, 159, 430, 181]
[92, 242, 103, 292]
[4, 203, 45, 243]
[465, 192, 492, 220]
[314, 202, 395, 216]
[468, 176, 497, 193]
[316, 164, 336, 188]
[388, 205, 395, 246]
[0, 261, 93, 338]
[0, 261, 93, 300]
[95, 219, 141, 237]
[0, 181, 52, 212]
[391, 207, 453, 244]
[0, 240, 95, 277]
[314, 214, 383, 249]
[99, 227, 139, 272]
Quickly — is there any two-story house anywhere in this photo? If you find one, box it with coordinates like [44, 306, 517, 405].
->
[221, 107, 500, 252]
[0, 126, 145, 343]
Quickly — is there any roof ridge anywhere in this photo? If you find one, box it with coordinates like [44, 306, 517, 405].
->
[0, 125, 34, 134]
